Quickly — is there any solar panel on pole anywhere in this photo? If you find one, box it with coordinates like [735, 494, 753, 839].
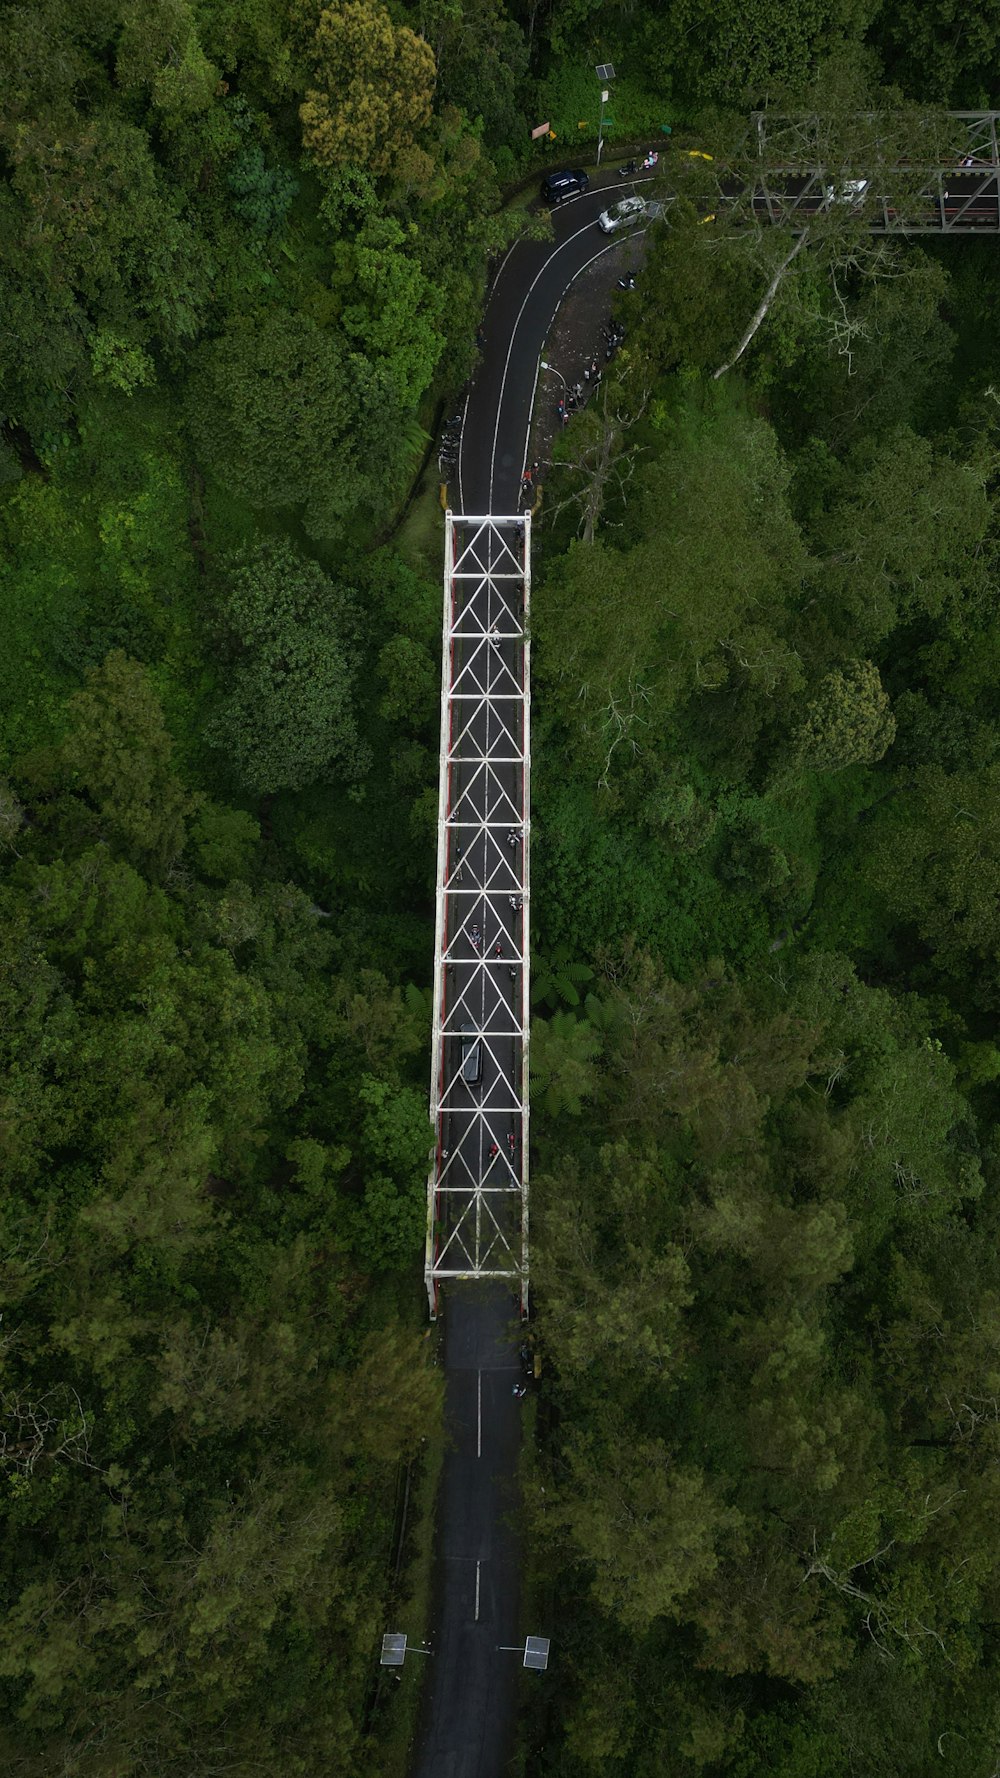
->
[524, 1636, 550, 1671]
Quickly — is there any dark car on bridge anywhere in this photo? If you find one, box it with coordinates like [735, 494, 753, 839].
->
[460, 1024, 482, 1086]
[541, 168, 590, 204]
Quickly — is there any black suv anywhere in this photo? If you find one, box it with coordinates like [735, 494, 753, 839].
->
[541, 168, 590, 204]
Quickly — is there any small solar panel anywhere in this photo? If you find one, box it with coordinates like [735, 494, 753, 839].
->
[381, 1633, 407, 1667]
[523, 1636, 550, 1671]
[595, 63, 616, 80]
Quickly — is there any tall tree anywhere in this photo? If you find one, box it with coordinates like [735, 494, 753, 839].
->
[300, 0, 435, 177]
[207, 538, 366, 795]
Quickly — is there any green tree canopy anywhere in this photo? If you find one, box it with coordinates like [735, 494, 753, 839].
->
[187, 310, 401, 536]
[794, 658, 895, 772]
[300, 0, 436, 177]
[207, 538, 367, 795]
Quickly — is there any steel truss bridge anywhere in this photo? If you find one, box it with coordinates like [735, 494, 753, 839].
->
[424, 515, 530, 1318]
[420, 110, 1000, 1321]
[697, 110, 1000, 233]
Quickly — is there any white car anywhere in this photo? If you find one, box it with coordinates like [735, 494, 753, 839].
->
[598, 195, 647, 234]
[822, 177, 869, 210]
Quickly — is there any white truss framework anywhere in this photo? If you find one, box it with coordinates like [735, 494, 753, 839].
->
[425, 514, 531, 1318]
[740, 110, 1000, 234]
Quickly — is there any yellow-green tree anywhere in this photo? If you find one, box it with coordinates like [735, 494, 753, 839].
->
[795, 658, 896, 773]
[300, 0, 435, 177]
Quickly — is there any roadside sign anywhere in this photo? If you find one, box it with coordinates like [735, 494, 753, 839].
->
[531, 122, 550, 139]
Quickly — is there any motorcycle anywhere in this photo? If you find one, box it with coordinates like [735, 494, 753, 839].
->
[618, 158, 639, 177]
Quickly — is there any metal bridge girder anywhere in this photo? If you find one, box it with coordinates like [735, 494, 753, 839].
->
[727, 110, 1000, 233]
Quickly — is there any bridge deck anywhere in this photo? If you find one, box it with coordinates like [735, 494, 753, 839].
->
[425, 514, 531, 1318]
[727, 109, 1000, 232]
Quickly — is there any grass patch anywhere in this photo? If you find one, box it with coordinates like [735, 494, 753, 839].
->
[535, 62, 673, 155]
[362, 1367, 447, 1778]
[394, 462, 447, 579]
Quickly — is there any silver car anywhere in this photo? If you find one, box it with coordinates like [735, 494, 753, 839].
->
[598, 194, 647, 234]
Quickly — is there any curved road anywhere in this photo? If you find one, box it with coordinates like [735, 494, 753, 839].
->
[460, 173, 653, 516]
[456, 150, 1000, 522]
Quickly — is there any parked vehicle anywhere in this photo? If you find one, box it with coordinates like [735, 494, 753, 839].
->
[597, 194, 647, 234]
[541, 168, 590, 204]
[460, 1023, 482, 1086]
[822, 177, 870, 209]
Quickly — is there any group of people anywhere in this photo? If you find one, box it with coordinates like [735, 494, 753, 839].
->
[467, 844, 523, 961]
[551, 347, 611, 429]
[512, 1340, 534, 1398]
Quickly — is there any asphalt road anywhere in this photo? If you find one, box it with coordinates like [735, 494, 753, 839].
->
[411, 1284, 525, 1778]
[459, 171, 654, 515]
[414, 170, 639, 1778]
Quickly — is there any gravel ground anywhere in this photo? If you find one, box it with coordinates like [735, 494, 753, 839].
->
[528, 228, 648, 494]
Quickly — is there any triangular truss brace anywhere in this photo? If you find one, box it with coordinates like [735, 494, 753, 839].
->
[735, 110, 1000, 233]
[425, 516, 531, 1317]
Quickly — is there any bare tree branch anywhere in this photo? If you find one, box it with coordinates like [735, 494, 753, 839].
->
[547, 379, 648, 542]
[712, 231, 810, 379]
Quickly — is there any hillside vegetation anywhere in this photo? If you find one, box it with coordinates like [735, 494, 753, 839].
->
[2, 1, 1000, 1773]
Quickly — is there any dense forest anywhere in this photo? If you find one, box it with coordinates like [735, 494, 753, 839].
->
[2, 0, 1000, 1774]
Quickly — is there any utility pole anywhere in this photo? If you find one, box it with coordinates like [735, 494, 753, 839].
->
[595, 63, 615, 165]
